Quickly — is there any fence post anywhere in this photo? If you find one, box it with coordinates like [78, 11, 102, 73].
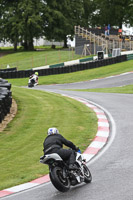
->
[74, 26, 76, 34]
[58, 50, 61, 63]
[78, 25, 80, 35]
[94, 34, 96, 55]
[32, 56, 34, 68]
[45, 54, 47, 65]
[17, 61, 19, 69]
[86, 29, 87, 40]
[113, 40, 115, 49]
[106, 40, 108, 54]
[130, 41, 132, 50]
[72, 49, 74, 59]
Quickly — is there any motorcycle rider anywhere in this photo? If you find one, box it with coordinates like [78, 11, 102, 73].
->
[43, 127, 79, 169]
[29, 71, 38, 85]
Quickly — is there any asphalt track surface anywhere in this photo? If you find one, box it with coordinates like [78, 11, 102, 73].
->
[2, 72, 133, 200]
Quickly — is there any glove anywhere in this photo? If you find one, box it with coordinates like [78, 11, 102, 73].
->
[75, 147, 81, 153]
[75, 146, 79, 151]
[78, 149, 81, 153]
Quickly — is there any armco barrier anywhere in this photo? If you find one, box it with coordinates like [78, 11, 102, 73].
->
[79, 57, 93, 63]
[49, 63, 64, 68]
[0, 79, 12, 124]
[0, 55, 128, 79]
[127, 54, 133, 60]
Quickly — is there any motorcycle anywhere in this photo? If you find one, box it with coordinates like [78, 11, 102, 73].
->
[40, 150, 92, 192]
[28, 77, 38, 87]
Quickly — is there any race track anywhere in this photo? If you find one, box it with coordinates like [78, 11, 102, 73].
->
[2, 72, 133, 200]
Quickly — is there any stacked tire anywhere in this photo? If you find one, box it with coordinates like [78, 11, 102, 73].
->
[0, 78, 12, 123]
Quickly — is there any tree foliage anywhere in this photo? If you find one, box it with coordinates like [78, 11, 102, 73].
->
[43, 0, 84, 47]
[82, 0, 97, 27]
[91, 0, 133, 28]
[0, 0, 44, 50]
[0, 0, 132, 50]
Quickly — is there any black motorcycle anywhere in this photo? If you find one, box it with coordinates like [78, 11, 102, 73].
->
[40, 150, 92, 192]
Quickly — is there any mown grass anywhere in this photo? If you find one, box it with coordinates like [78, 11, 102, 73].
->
[0, 86, 97, 190]
[7, 60, 133, 86]
[0, 48, 82, 70]
[70, 84, 133, 94]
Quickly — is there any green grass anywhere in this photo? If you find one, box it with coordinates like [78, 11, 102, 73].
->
[0, 48, 82, 70]
[0, 86, 97, 190]
[70, 84, 133, 94]
[7, 60, 133, 86]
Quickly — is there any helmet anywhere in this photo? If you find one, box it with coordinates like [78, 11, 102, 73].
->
[47, 127, 59, 135]
[35, 72, 38, 76]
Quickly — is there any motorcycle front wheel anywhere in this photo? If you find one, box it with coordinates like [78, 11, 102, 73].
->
[83, 164, 92, 183]
[50, 166, 70, 192]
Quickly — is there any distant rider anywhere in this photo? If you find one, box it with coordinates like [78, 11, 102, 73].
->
[43, 127, 79, 169]
[29, 71, 38, 85]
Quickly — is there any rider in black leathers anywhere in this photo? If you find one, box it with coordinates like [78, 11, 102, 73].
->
[43, 127, 79, 169]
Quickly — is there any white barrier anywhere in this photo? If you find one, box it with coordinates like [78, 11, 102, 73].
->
[64, 59, 80, 66]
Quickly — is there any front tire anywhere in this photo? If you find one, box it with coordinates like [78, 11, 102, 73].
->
[50, 166, 70, 192]
[83, 164, 92, 183]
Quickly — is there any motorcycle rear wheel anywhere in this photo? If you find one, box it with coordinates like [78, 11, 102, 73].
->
[83, 164, 92, 183]
[50, 166, 70, 192]
[28, 83, 34, 87]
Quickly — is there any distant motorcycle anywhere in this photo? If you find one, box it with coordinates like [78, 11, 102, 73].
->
[40, 150, 92, 192]
[28, 77, 37, 87]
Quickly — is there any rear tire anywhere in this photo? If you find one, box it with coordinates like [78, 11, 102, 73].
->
[50, 166, 70, 192]
[28, 83, 33, 87]
[83, 164, 92, 183]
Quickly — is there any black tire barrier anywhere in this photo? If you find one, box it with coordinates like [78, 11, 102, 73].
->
[0, 67, 17, 72]
[0, 69, 33, 79]
[0, 78, 8, 83]
[0, 82, 11, 90]
[0, 79, 12, 124]
[0, 55, 127, 79]
[0, 97, 5, 123]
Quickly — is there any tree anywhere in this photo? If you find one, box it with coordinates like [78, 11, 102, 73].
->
[0, 0, 44, 50]
[42, 0, 84, 47]
[124, 1, 133, 26]
[1, 1, 22, 50]
[91, 0, 133, 28]
[19, 0, 44, 50]
[0, 0, 132, 51]
[82, 0, 97, 27]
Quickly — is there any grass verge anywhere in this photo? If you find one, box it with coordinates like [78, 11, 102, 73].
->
[7, 60, 133, 87]
[0, 49, 82, 70]
[0, 86, 97, 190]
[68, 84, 133, 94]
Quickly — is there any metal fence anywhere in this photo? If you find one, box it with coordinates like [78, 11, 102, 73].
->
[0, 49, 82, 70]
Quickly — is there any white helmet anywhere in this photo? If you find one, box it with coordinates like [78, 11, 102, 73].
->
[47, 127, 59, 135]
